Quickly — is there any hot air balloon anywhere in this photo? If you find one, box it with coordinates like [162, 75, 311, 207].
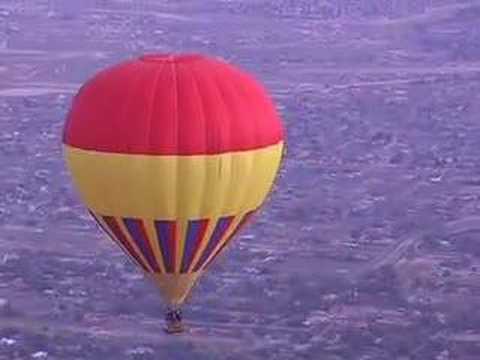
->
[63, 53, 285, 333]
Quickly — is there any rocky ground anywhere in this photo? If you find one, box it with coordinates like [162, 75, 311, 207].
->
[2, 0, 480, 359]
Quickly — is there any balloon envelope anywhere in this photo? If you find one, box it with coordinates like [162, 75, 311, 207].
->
[63, 53, 285, 305]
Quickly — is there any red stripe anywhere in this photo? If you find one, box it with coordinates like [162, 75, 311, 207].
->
[63, 53, 284, 155]
[103, 216, 150, 272]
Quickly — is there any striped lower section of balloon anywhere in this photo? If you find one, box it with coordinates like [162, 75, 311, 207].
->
[90, 210, 256, 274]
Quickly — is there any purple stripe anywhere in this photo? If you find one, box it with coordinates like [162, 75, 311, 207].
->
[193, 216, 233, 272]
[123, 218, 160, 272]
[181, 219, 207, 273]
[203, 211, 256, 269]
[102, 216, 150, 272]
[154, 220, 174, 273]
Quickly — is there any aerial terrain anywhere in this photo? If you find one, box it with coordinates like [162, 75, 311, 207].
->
[1, 0, 480, 359]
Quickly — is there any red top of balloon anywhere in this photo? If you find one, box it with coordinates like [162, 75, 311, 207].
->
[63, 53, 284, 155]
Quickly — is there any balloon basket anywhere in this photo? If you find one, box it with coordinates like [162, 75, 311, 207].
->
[164, 308, 185, 334]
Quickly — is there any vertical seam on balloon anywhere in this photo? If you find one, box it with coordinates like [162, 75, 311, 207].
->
[146, 62, 166, 152]
[104, 63, 142, 217]
[212, 65, 234, 217]
[228, 146, 251, 215]
[234, 69, 255, 149]
[146, 62, 166, 219]
[197, 62, 221, 218]
[246, 143, 257, 216]
[120, 62, 143, 152]
[221, 69, 250, 212]
[171, 61, 181, 273]
[250, 75, 261, 150]
[189, 63, 208, 219]
[242, 75, 260, 214]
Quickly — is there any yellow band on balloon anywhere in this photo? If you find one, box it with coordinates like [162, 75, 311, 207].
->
[64, 143, 284, 220]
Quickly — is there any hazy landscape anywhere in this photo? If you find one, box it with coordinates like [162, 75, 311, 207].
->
[2, 0, 480, 359]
